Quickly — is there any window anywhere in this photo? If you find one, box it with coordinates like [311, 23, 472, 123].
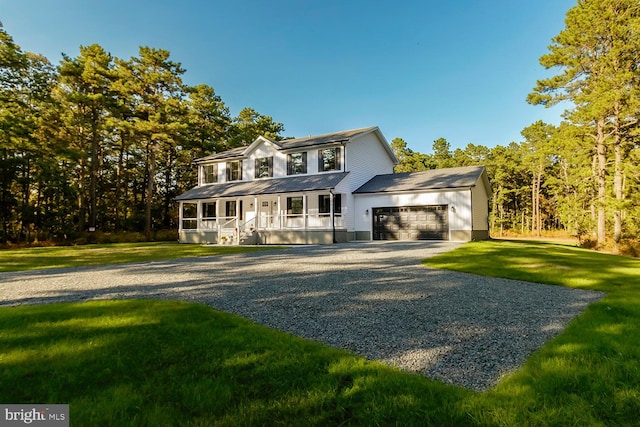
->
[226, 201, 236, 217]
[318, 147, 341, 172]
[286, 196, 303, 215]
[202, 202, 216, 219]
[202, 164, 217, 184]
[318, 194, 342, 215]
[181, 203, 197, 229]
[287, 152, 307, 175]
[225, 200, 243, 219]
[226, 161, 242, 181]
[255, 156, 273, 179]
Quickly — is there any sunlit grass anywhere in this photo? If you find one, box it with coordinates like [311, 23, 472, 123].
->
[426, 239, 640, 425]
[0, 242, 285, 272]
[2, 240, 640, 424]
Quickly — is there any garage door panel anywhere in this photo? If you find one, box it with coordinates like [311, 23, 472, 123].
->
[373, 205, 449, 241]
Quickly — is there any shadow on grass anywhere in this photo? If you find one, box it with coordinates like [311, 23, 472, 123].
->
[0, 300, 471, 426]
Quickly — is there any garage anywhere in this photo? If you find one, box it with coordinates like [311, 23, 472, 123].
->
[373, 205, 449, 240]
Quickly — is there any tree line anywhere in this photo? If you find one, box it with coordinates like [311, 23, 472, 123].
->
[2, 0, 639, 251]
[0, 25, 284, 243]
[392, 0, 640, 251]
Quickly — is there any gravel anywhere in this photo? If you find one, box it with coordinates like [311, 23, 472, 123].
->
[0, 241, 604, 391]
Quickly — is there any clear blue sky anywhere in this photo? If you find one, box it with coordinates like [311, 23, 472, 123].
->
[3, 0, 574, 153]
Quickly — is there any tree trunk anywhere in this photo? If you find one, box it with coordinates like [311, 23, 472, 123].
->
[145, 141, 155, 241]
[595, 118, 607, 246]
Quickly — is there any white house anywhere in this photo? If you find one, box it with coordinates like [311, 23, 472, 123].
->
[175, 126, 491, 244]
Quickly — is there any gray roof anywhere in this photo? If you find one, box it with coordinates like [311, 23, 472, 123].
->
[176, 172, 349, 201]
[193, 127, 379, 163]
[354, 166, 488, 194]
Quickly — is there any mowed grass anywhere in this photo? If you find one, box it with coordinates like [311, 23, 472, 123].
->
[0, 242, 285, 272]
[425, 239, 640, 425]
[1, 240, 639, 425]
[0, 300, 470, 426]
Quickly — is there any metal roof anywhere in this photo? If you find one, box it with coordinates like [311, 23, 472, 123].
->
[354, 166, 489, 194]
[175, 172, 350, 201]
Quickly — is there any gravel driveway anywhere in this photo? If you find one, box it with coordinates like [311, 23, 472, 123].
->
[0, 241, 603, 391]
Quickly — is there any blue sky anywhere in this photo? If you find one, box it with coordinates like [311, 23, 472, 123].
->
[3, 0, 575, 153]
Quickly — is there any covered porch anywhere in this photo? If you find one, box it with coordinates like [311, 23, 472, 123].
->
[176, 172, 350, 245]
[178, 192, 345, 244]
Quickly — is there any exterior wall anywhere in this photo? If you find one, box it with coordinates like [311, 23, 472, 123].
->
[244, 141, 287, 180]
[353, 189, 473, 241]
[471, 180, 490, 233]
[336, 131, 396, 232]
[256, 229, 348, 244]
[179, 230, 217, 244]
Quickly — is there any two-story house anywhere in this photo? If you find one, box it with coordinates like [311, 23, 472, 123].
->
[176, 126, 491, 244]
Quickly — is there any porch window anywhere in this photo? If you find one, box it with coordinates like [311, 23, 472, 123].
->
[202, 202, 216, 219]
[286, 196, 303, 215]
[202, 164, 217, 184]
[318, 147, 341, 172]
[181, 203, 197, 230]
[226, 200, 243, 220]
[255, 156, 273, 179]
[226, 160, 242, 181]
[287, 152, 307, 175]
[319, 194, 342, 215]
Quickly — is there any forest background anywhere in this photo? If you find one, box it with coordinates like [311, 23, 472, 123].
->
[1, 0, 639, 255]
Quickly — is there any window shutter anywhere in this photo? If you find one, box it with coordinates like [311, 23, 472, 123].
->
[268, 156, 273, 176]
[301, 152, 307, 173]
[318, 149, 324, 172]
[335, 147, 341, 170]
[287, 154, 292, 175]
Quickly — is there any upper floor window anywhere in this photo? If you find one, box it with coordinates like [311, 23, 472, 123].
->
[202, 164, 217, 184]
[287, 152, 307, 175]
[255, 156, 273, 179]
[226, 160, 242, 181]
[319, 147, 341, 172]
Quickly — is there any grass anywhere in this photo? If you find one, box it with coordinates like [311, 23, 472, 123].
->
[1, 239, 639, 425]
[425, 239, 640, 426]
[0, 300, 470, 426]
[0, 242, 285, 272]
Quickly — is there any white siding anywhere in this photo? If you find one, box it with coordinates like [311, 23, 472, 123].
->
[471, 182, 489, 231]
[336, 131, 396, 231]
[353, 189, 473, 239]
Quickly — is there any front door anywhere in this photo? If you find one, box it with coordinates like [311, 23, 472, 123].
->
[258, 198, 275, 229]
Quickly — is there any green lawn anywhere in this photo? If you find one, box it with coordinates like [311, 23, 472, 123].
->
[1, 240, 639, 425]
[0, 242, 285, 272]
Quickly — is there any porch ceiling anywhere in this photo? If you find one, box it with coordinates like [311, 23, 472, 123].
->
[175, 172, 349, 201]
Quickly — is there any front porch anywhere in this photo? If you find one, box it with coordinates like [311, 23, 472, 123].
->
[178, 193, 346, 245]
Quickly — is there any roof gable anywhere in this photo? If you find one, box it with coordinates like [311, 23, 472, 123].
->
[354, 166, 490, 196]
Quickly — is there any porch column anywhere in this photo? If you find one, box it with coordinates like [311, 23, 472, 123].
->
[197, 200, 202, 231]
[254, 196, 258, 229]
[178, 201, 184, 231]
[236, 197, 241, 244]
[277, 195, 282, 229]
[303, 194, 308, 230]
[330, 191, 336, 243]
[215, 199, 221, 244]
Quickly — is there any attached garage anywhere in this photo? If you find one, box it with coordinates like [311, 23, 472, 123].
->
[373, 205, 448, 240]
[353, 166, 491, 241]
